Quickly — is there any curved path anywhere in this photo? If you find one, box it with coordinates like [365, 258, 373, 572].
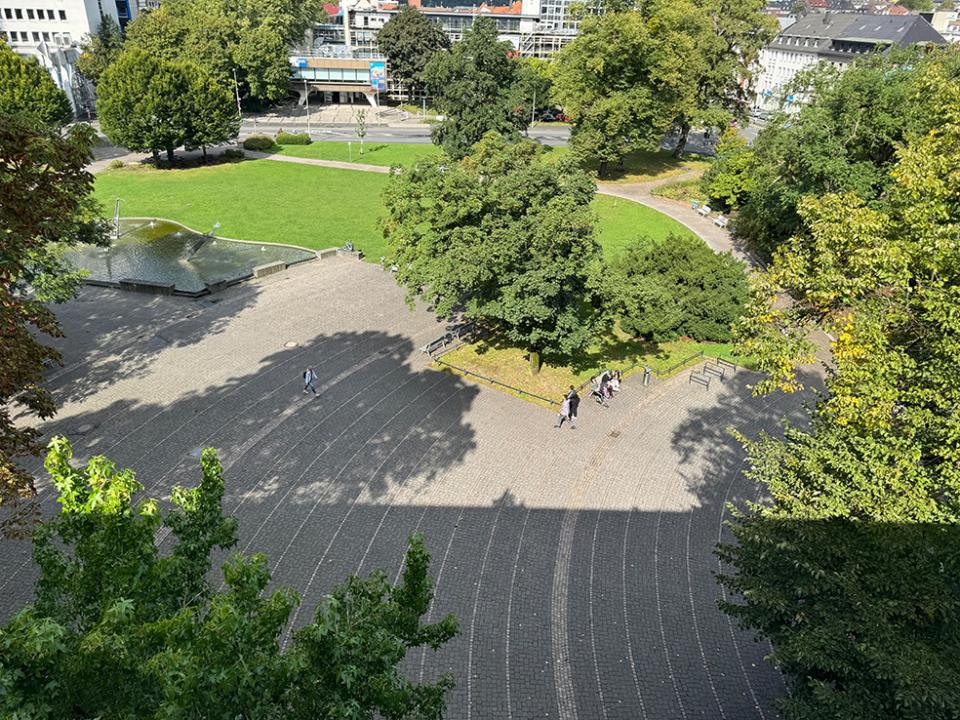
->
[1, 256, 818, 718]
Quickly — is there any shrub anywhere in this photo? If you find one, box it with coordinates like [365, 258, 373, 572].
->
[242, 134, 276, 152]
[222, 148, 245, 161]
[275, 131, 311, 145]
[701, 128, 755, 211]
[610, 233, 749, 343]
[107, 159, 125, 169]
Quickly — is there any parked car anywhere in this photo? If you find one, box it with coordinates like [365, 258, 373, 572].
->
[540, 111, 557, 122]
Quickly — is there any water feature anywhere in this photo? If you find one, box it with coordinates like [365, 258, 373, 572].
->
[66, 219, 315, 295]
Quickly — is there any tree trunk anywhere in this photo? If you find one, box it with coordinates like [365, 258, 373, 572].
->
[529, 350, 541, 375]
[598, 159, 608, 178]
[202, 146, 208, 162]
[152, 148, 160, 164]
[617, 156, 625, 171]
[673, 123, 690, 159]
[166, 145, 175, 163]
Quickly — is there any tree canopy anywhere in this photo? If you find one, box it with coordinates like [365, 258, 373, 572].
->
[0, 440, 458, 719]
[97, 49, 238, 162]
[421, 17, 531, 158]
[76, 15, 124, 86]
[383, 134, 604, 363]
[124, 0, 324, 103]
[733, 46, 960, 257]
[377, 6, 450, 98]
[0, 115, 107, 535]
[0, 42, 72, 127]
[611, 234, 749, 343]
[720, 54, 960, 720]
[552, 0, 775, 172]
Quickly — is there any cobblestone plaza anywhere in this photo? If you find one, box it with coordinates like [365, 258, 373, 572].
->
[1, 257, 818, 719]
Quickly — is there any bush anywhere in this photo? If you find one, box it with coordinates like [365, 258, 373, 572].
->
[701, 128, 755, 211]
[222, 148, 245, 161]
[242, 134, 276, 152]
[275, 131, 311, 145]
[610, 233, 749, 343]
[107, 159, 125, 169]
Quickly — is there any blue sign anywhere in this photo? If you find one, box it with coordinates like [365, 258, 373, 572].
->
[369, 61, 386, 91]
[296, 57, 308, 68]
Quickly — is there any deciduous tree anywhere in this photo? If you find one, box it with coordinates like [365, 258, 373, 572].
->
[383, 134, 604, 368]
[0, 116, 107, 535]
[76, 15, 124, 86]
[182, 62, 241, 160]
[720, 58, 960, 720]
[611, 234, 749, 342]
[0, 440, 458, 719]
[0, 41, 72, 126]
[421, 17, 530, 158]
[376, 6, 450, 100]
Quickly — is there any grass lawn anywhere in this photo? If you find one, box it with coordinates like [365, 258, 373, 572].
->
[95, 158, 697, 261]
[593, 194, 695, 258]
[94, 160, 392, 258]
[576, 148, 711, 185]
[439, 333, 752, 407]
[273, 141, 440, 167]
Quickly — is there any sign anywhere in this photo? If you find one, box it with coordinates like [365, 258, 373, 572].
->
[369, 61, 386, 91]
[296, 57, 308, 68]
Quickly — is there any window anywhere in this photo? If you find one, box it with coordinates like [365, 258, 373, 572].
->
[59, 9, 65, 19]
[15, 8, 23, 18]
[32, 31, 40, 41]
[3, 8, 10, 18]
[27, 8, 35, 19]
[42, 31, 50, 40]
[37, 8, 45, 18]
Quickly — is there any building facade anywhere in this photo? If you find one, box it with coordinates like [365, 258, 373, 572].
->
[0, 0, 136, 115]
[755, 12, 947, 109]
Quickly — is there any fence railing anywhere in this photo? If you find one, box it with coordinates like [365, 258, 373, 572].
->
[433, 356, 561, 406]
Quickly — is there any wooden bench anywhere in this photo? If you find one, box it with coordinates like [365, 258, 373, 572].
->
[696, 205, 712, 217]
[713, 215, 729, 228]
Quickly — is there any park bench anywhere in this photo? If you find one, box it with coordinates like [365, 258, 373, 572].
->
[688, 370, 711, 390]
[702, 363, 725, 382]
[713, 215, 729, 228]
[697, 204, 711, 217]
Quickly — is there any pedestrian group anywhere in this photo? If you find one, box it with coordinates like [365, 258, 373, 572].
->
[555, 369, 622, 429]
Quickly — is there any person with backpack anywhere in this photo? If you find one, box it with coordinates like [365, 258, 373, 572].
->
[302, 367, 318, 395]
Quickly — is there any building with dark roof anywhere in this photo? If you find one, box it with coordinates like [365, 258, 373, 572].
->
[755, 12, 947, 108]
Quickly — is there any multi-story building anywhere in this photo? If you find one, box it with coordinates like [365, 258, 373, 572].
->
[0, 0, 137, 115]
[754, 12, 946, 109]
[921, 9, 960, 43]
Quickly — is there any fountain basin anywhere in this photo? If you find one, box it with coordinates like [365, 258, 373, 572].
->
[66, 219, 316, 296]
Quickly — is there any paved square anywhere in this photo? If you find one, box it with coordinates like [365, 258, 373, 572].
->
[1, 257, 818, 719]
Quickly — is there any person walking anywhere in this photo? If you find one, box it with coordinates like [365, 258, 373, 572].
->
[566, 385, 580, 429]
[555, 395, 572, 429]
[302, 367, 318, 395]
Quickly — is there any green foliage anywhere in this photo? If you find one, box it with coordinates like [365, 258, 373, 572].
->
[1, 439, 458, 719]
[722, 57, 960, 720]
[376, 6, 450, 97]
[0, 42, 72, 127]
[0, 116, 107, 535]
[76, 15, 124, 86]
[611, 234, 749, 342]
[107, 158, 124, 169]
[124, 0, 325, 103]
[97, 50, 236, 163]
[276, 131, 311, 145]
[242, 134, 277, 151]
[182, 61, 241, 159]
[383, 134, 605, 359]
[97, 48, 191, 162]
[222, 147, 245, 160]
[552, 0, 775, 169]
[421, 17, 530, 158]
[701, 128, 754, 209]
[735, 46, 959, 257]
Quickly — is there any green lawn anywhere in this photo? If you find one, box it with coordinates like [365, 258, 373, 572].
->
[94, 160, 392, 258]
[95, 158, 697, 261]
[273, 141, 440, 167]
[439, 334, 752, 407]
[593, 194, 695, 257]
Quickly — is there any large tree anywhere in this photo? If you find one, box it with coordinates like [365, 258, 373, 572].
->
[0, 440, 458, 719]
[124, 0, 324, 104]
[552, 0, 775, 169]
[377, 6, 450, 101]
[76, 15, 124, 86]
[182, 61, 241, 161]
[421, 17, 531, 159]
[0, 42, 72, 126]
[734, 46, 959, 258]
[0, 115, 107, 535]
[719, 58, 960, 720]
[383, 134, 604, 368]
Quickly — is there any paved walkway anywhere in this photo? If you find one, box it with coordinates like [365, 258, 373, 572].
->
[1, 258, 818, 719]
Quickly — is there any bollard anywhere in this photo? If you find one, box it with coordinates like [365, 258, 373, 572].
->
[643, 366, 652, 386]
